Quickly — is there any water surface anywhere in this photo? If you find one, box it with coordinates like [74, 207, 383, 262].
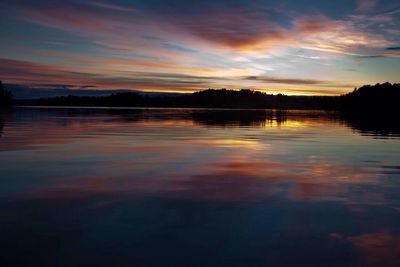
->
[0, 107, 399, 267]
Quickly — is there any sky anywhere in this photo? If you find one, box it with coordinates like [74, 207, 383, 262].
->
[0, 0, 400, 95]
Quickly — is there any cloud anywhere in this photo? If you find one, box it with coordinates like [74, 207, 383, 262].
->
[4, 0, 141, 36]
[0, 58, 216, 91]
[386, 46, 400, 50]
[5, 0, 389, 54]
[161, 5, 293, 51]
[294, 15, 392, 56]
[2, 0, 395, 59]
[357, 0, 378, 12]
[1, 0, 398, 95]
[293, 15, 339, 35]
[1, 58, 355, 95]
[244, 76, 357, 90]
[359, 54, 400, 58]
[245, 76, 324, 85]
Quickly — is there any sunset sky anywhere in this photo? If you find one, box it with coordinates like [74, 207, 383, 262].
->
[1, 0, 400, 95]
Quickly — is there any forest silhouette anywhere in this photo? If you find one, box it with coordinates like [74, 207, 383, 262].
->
[0, 81, 12, 107]
[3, 81, 400, 113]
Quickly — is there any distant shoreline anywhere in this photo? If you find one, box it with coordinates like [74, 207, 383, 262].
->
[14, 105, 344, 113]
[3, 83, 399, 112]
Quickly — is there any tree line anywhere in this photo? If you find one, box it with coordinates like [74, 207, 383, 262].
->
[0, 81, 12, 107]
[4, 81, 400, 112]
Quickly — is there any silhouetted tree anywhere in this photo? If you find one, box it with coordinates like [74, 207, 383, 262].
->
[0, 114, 3, 137]
[339, 82, 400, 112]
[0, 81, 13, 107]
[28, 83, 400, 112]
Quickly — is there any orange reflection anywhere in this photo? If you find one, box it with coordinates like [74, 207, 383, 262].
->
[2, 108, 398, 205]
[348, 233, 400, 267]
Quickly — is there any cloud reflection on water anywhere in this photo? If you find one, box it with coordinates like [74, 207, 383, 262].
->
[0, 107, 398, 205]
[0, 107, 400, 267]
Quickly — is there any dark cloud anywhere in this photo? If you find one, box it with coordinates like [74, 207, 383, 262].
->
[167, 6, 291, 49]
[0, 58, 215, 91]
[357, 53, 400, 58]
[245, 76, 324, 85]
[386, 47, 400, 50]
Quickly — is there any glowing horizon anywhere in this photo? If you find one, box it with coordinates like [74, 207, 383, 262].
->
[1, 0, 400, 96]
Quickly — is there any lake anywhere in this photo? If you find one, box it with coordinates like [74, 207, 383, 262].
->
[0, 106, 399, 267]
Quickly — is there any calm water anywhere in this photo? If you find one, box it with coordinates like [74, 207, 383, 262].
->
[0, 107, 399, 267]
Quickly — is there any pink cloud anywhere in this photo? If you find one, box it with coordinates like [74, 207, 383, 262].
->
[5, 1, 396, 57]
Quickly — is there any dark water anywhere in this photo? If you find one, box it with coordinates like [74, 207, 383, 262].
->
[0, 107, 399, 267]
